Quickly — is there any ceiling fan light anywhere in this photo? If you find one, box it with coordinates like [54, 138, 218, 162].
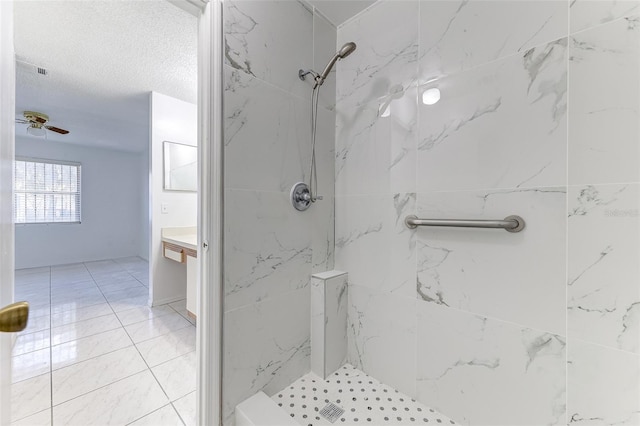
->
[26, 125, 46, 137]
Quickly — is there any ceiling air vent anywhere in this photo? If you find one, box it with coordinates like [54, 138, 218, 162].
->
[16, 60, 49, 77]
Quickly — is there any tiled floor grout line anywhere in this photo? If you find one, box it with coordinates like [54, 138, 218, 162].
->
[150, 348, 197, 370]
[123, 403, 186, 426]
[14, 309, 194, 361]
[49, 368, 150, 409]
[83, 260, 180, 419]
[49, 317, 122, 346]
[12, 408, 50, 424]
[170, 401, 189, 426]
[132, 340, 178, 405]
[49, 261, 145, 422]
[12, 258, 196, 425]
[132, 324, 195, 345]
[38, 261, 153, 414]
[167, 303, 196, 326]
[49, 344, 135, 373]
[82, 262, 137, 345]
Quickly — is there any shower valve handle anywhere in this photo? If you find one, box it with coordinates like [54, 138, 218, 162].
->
[297, 192, 322, 202]
[290, 182, 323, 211]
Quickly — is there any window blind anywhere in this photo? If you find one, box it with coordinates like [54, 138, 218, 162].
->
[14, 158, 81, 224]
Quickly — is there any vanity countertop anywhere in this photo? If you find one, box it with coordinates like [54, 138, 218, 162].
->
[161, 227, 197, 252]
[162, 234, 197, 251]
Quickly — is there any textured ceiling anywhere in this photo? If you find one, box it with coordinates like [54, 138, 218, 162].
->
[308, 0, 376, 27]
[14, 0, 197, 152]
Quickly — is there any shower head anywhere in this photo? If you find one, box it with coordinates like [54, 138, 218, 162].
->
[315, 42, 357, 88]
[337, 42, 357, 59]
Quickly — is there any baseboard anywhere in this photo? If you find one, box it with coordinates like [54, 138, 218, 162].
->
[151, 294, 185, 307]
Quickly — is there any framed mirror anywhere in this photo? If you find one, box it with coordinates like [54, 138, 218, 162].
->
[163, 141, 197, 192]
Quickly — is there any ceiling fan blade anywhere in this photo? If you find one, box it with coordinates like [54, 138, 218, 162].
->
[15, 119, 29, 124]
[45, 126, 69, 135]
[33, 116, 48, 124]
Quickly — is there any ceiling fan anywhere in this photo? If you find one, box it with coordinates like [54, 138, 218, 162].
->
[16, 111, 70, 137]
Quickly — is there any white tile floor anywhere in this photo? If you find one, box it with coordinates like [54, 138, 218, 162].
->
[11, 258, 196, 426]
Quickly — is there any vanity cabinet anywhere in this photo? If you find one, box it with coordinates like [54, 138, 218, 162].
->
[161, 228, 197, 320]
[185, 255, 197, 319]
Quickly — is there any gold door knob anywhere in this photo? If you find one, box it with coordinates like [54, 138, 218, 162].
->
[0, 302, 29, 333]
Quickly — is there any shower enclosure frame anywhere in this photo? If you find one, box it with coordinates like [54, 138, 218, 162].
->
[194, 0, 224, 424]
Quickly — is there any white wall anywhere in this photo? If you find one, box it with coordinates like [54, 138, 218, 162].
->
[140, 148, 150, 261]
[149, 92, 197, 306]
[15, 137, 145, 269]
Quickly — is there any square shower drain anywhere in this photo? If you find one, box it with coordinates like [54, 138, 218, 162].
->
[319, 402, 345, 423]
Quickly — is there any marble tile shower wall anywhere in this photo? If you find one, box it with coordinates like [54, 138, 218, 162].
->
[335, 1, 640, 425]
[222, 1, 337, 423]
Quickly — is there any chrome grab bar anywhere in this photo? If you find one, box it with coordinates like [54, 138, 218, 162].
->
[404, 215, 525, 233]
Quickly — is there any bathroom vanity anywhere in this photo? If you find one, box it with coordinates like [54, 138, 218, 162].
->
[161, 226, 197, 319]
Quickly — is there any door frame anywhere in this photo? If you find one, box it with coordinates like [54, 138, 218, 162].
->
[0, 1, 15, 424]
[195, 0, 224, 424]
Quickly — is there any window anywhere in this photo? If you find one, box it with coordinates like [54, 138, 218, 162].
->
[14, 158, 81, 224]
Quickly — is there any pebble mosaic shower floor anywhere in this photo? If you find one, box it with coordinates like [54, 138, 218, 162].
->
[271, 364, 457, 426]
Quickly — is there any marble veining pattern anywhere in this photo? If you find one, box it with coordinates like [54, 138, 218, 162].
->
[335, 193, 416, 299]
[334, 0, 640, 422]
[323, 274, 348, 379]
[11, 373, 51, 423]
[51, 346, 148, 405]
[223, 288, 311, 424]
[336, 87, 417, 196]
[347, 285, 417, 397]
[222, 1, 337, 422]
[51, 371, 168, 425]
[570, 0, 640, 33]
[416, 187, 567, 335]
[334, 1, 574, 421]
[50, 328, 133, 371]
[216, 0, 640, 424]
[223, 0, 312, 99]
[568, 15, 640, 185]
[224, 190, 312, 311]
[311, 272, 348, 378]
[224, 66, 311, 193]
[336, 0, 419, 112]
[567, 339, 640, 425]
[417, 302, 566, 425]
[417, 39, 567, 192]
[419, 0, 568, 79]
[568, 184, 640, 354]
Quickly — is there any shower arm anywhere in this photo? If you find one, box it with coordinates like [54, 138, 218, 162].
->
[298, 69, 319, 81]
